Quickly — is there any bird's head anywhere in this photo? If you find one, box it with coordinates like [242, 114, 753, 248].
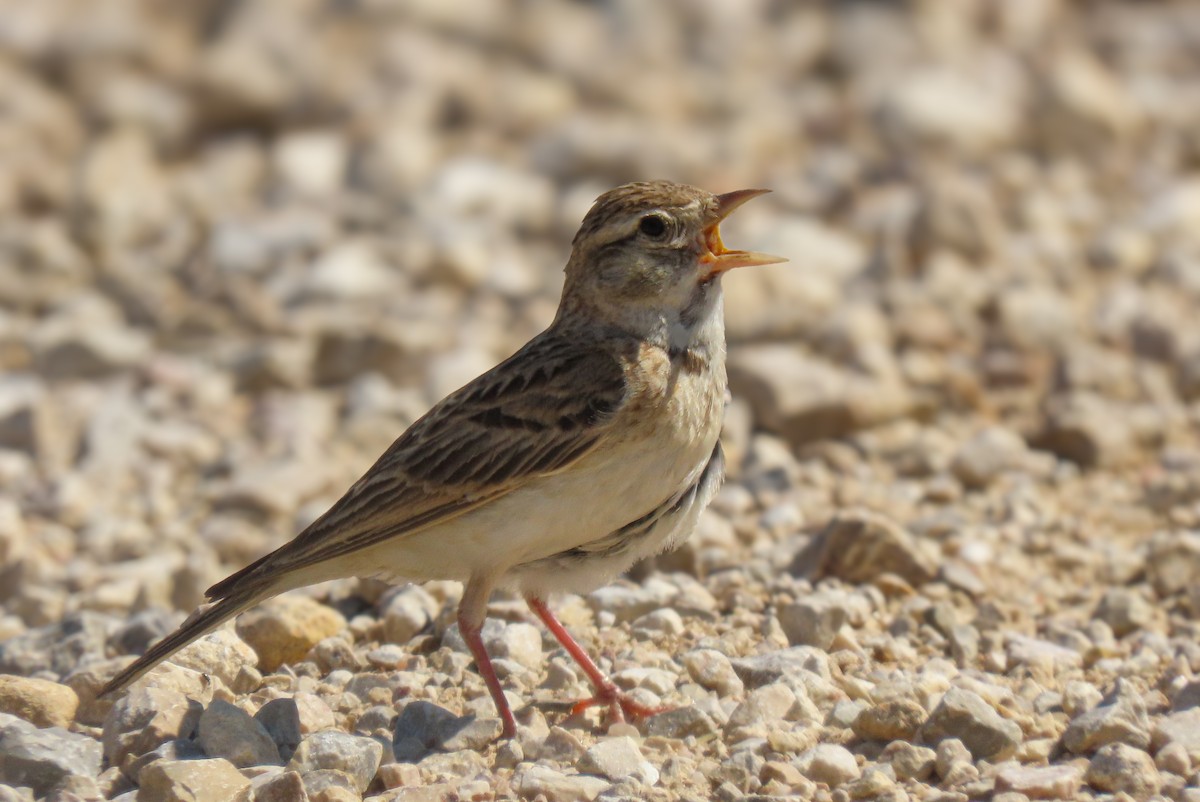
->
[560, 180, 785, 345]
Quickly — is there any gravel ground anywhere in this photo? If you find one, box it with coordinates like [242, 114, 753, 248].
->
[2, 1, 1200, 801]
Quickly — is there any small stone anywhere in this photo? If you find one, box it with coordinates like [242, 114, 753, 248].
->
[727, 683, 796, 733]
[295, 693, 337, 735]
[0, 675, 78, 728]
[255, 698, 303, 761]
[138, 758, 251, 802]
[934, 738, 979, 785]
[576, 737, 658, 784]
[392, 700, 500, 760]
[101, 686, 203, 769]
[1032, 392, 1137, 467]
[287, 732, 383, 793]
[1151, 708, 1200, 764]
[1154, 740, 1191, 776]
[197, 699, 281, 768]
[1062, 681, 1104, 717]
[920, 688, 1022, 761]
[484, 622, 542, 670]
[777, 593, 849, 650]
[853, 699, 926, 741]
[1006, 635, 1082, 672]
[791, 509, 937, 587]
[995, 764, 1083, 799]
[0, 715, 103, 796]
[730, 647, 832, 689]
[1062, 682, 1151, 754]
[1146, 531, 1200, 597]
[587, 582, 675, 623]
[252, 770, 308, 802]
[301, 768, 360, 802]
[882, 741, 936, 781]
[171, 629, 259, 691]
[728, 346, 910, 447]
[380, 586, 440, 644]
[1095, 588, 1155, 637]
[644, 706, 719, 739]
[1085, 742, 1160, 800]
[516, 764, 610, 802]
[792, 743, 860, 787]
[950, 427, 1030, 488]
[536, 727, 586, 763]
[631, 608, 685, 638]
[236, 596, 347, 672]
[681, 649, 744, 697]
[0, 613, 112, 677]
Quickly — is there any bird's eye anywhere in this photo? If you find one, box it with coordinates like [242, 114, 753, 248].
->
[638, 214, 668, 239]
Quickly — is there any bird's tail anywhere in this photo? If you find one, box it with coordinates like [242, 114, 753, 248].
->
[98, 583, 274, 697]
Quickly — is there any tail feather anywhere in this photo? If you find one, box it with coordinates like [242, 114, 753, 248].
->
[99, 585, 271, 697]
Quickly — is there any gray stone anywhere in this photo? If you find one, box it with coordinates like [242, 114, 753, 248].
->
[391, 700, 501, 760]
[587, 582, 675, 623]
[252, 769, 308, 802]
[730, 647, 832, 689]
[882, 741, 936, 782]
[516, 764, 610, 802]
[1146, 531, 1200, 597]
[1086, 743, 1160, 800]
[138, 758, 251, 802]
[920, 688, 1022, 760]
[1095, 588, 1155, 637]
[0, 613, 112, 677]
[995, 764, 1083, 800]
[727, 683, 796, 732]
[127, 739, 206, 785]
[197, 699, 281, 768]
[643, 706, 719, 739]
[950, 426, 1030, 488]
[483, 621, 542, 670]
[576, 736, 658, 784]
[0, 714, 102, 796]
[254, 698, 303, 762]
[853, 699, 927, 741]
[380, 585, 440, 645]
[791, 509, 937, 587]
[792, 743, 860, 787]
[1063, 682, 1151, 754]
[777, 593, 848, 650]
[101, 686, 203, 769]
[1151, 708, 1200, 763]
[287, 731, 383, 793]
[681, 649, 743, 697]
[299, 768, 360, 799]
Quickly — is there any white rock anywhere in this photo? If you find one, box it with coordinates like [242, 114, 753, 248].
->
[793, 743, 860, 786]
[576, 736, 658, 784]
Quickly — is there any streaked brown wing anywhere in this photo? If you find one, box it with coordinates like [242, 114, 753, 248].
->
[206, 332, 630, 599]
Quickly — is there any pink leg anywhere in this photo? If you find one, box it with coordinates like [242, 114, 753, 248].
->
[458, 578, 516, 738]
[526, 596, 669, 725]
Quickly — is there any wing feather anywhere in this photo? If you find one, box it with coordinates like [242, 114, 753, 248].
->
[205, 332, 630, 600]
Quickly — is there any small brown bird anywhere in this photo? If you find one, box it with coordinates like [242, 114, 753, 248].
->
[101, 180, 784, 738]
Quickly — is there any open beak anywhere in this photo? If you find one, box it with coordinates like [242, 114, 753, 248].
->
[700, 188, 787, 276]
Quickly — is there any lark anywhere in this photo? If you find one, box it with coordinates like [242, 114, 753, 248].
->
[101, 180, 785, 738]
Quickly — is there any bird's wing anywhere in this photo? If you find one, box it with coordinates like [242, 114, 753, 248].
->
[205, 331, 632, 599]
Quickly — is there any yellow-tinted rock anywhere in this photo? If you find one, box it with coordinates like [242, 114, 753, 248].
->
[0, 674, 79, 728]
[236, 596, 346, 672]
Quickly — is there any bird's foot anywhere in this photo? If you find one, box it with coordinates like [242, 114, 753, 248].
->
[568, 682, 671, 725]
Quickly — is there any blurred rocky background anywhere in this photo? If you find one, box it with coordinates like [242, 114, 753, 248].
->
[1, 1, 1199, 800]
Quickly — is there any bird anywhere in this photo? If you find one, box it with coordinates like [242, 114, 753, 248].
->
[100, 180, 785, 738]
